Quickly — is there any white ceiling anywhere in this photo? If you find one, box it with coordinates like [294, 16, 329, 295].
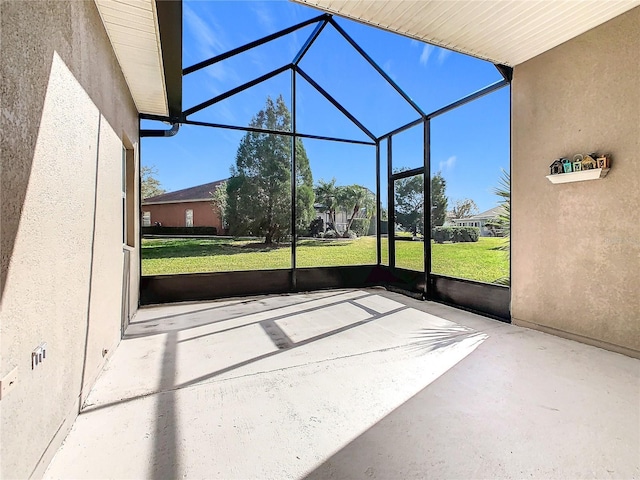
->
[94, 0, 168, 116]
[292, 0, 640, 66]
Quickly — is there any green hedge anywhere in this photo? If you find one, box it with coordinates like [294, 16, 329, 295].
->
[350, 218, 371, 237]
[432, 226, 479, 243]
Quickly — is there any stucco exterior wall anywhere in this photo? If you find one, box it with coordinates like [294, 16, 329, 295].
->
[143, 201, 223, 229]
[511, 7, 640, 357]
[0, 1, 139, 478]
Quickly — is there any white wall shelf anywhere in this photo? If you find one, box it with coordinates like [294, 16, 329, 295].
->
[546, 168, 610, 184]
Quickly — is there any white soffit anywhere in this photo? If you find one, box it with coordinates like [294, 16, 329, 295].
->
[292, 0, 640, 66]
[95, 0, 168, 116]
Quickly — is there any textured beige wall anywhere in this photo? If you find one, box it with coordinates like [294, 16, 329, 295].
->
[511, 7, 640, 356]
[0, 1, 139, 478]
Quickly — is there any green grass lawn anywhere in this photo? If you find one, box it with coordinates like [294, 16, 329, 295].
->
[142, 236, 509, 284]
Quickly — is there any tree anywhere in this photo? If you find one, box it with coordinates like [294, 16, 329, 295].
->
[210, 180, 228, 230]
[493, 168, 510, 285]
[141, 165, 165, 199]
[451, 198, 479, 219]
[315, 179, 339, 230]
[295, 143, 315, 236]
[225, 95, 314, 244]
[431, 171, 448, 227]
[393, 170, 448, 233]
[339, 185, 375, 234]
[394, 172, 424, 234]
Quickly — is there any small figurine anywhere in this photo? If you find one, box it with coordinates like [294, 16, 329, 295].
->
[561, 158, 573, 173]
[596, 154, 611, 169]
[582, 153, 597, 170]
[572, 154, 583, 172]
[549, 159, 564, 175]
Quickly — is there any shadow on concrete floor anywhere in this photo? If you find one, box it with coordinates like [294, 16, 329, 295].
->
[45, 289, 639, 479]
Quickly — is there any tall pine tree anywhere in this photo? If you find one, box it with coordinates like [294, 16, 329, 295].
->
[430, 172, 448, 226]
[226, 95, 314, 244]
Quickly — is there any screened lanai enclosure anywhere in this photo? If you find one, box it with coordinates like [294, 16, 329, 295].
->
[140, 12, 511, 321]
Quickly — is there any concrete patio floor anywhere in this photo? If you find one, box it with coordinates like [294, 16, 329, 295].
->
[44, 288, 639, 479]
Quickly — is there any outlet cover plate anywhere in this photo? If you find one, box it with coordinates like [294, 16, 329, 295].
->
[0, 366, 18, 400]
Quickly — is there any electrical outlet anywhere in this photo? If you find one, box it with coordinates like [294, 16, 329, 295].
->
[32, 343, 48, 369]
[0, 366, 18, 400]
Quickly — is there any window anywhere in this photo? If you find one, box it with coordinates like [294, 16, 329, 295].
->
[185, 209, 193, 227]
[142, 211, 151, 227]
[122, 147, 126, 244]
[122, 143, 135, 246]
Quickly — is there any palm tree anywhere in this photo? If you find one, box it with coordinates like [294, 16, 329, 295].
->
[340, 185, 375, 234]
[314, 179, 339, 230]
[493, 168, 510, 285]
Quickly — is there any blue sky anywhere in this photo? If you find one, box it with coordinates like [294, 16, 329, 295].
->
[142, 0, 510, 213]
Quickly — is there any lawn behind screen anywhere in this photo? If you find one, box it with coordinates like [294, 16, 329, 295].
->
[142, 236, 508, 284]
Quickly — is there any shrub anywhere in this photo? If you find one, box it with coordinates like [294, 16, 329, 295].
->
[367, 218, 377, 236]
[308, 217, 325, 237]
[456, 226, 480, 242]
[432, 226, 453, 243]
[142, 226, 218, 236]
[432, 226, 479, 243]
[323, 229, 338, 239]
[349, 218, 370, 237]
[343, 230, 358, 239]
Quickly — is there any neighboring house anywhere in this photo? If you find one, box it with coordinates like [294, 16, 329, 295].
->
[314, 205, 369, 233]
[142, 180, 226, 231]
[450, 206, 505, 237]
[314, 187, 375, 233]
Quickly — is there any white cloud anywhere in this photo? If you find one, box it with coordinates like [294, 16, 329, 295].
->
[183, 3, 228, 58]
[183, 3, 240, 99]
[437, 48, 451, 65]
[248, 50, 268, 70]
[419, 44, 434, 66]
[205, 64, 230, 83]
[252, 2, 276, 32]
[289, 31, 300, 57]
[213, 102, 238, 124]
[439, 155, 457, 171]
[383, 60, 397, 81]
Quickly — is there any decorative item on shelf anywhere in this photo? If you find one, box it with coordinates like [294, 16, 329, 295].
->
[597, 154, 611, 169]
[572, 154, 583, 172]
[581, 153, 597, 170]
[549, 159, 564, 175]
[546, 151, 610, 184]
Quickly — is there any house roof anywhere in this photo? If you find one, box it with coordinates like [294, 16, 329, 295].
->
[143, 179, 226, 204]
[292, 1, 639, 67]
[451, 205, 505, 222]
[465, 206, 505, 221]
[94, 0, 182, 118]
